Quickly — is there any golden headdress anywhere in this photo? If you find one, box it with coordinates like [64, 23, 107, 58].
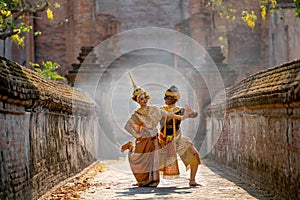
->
[128, 72, 150, 102]
[165, 85, 180, 101]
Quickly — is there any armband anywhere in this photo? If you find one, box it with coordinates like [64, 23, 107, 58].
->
[177, 115, 183, 121]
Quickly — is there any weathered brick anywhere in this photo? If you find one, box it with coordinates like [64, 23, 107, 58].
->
[0, 57, 98, 200]
[31, 0, 120, 77]
[207, 59, 300, 199]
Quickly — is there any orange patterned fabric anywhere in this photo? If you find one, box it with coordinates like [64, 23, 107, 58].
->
[128, 136, 160, 186]
[159, 105, 200, 177]
[159, 139, 180, 177]
[125, 106, 166, 186]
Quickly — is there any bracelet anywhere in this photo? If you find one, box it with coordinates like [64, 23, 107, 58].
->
[177, 115, 183, 121]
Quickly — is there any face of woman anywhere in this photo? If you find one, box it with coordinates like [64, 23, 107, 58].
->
[138, 93, 148, 106]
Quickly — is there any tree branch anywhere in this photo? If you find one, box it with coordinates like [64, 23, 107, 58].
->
[0, 28, 19, 40]
[12, 1, 50, 20]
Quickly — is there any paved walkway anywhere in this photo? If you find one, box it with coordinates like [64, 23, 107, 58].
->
[41, 157, 275, 200]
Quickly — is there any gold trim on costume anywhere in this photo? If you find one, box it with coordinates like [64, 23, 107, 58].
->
[165, 90, 180, 100]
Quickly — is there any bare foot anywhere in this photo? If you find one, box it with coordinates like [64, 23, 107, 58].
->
[189, 180, 202, 186]
[148, 182, 159, 187]
[121, 141, 133, 153]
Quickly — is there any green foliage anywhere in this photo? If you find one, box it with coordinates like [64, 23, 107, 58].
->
[30, 61, 66, 81]
[295, 0, 300, 18]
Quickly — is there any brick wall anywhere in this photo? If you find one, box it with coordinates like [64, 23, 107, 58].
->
[96, 0, 189, 30]
[206, 59, 300, 199]
[177, 1, 299, 82]
[0, 104, 31, 199]
[269, 7, 300, 67]
[175, 0, 300, 154]
[32, 0, 120, 76]
[0, 57, 97, 199]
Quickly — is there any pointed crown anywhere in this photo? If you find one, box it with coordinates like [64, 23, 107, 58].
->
[128, 72, 150, 102]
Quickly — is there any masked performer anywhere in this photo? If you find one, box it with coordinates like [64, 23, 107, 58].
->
[159, 85, 201, 186]
[122, 74, 189, 187]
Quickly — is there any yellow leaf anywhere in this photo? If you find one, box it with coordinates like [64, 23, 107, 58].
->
[47, 8, 53, 22]
[11, 34, 24, 47]
[248, 21, 255, 29]
[0, 9, 11, 17]
[54, 3, 61, 8]
[241, 10, 257, 29]
[261, 6, 266, 20]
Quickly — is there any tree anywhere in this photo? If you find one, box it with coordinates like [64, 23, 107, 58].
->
[0, 0, 59, 46]
[202, 0, 299, 29]
[295, 0, 300, 17]
[0, 0, 65, 81]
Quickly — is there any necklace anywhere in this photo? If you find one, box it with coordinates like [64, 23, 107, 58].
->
[137, 106, 149, 115]
[165, 105, 179, 113]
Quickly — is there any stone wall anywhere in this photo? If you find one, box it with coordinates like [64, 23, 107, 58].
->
[0, 57, 97, 199]
[206, 59, 300, 199]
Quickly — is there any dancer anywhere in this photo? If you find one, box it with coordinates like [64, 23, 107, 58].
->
[159, 85, 201, 186]
[122, 73, 189, 187]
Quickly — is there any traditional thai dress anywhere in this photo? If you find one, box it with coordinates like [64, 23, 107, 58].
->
[159, 106, 200, 178]
[124, 105, 166, 187]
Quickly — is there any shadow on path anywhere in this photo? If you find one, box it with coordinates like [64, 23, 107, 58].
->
[204, 160, 275, 200]
[116, 186, 193, 198]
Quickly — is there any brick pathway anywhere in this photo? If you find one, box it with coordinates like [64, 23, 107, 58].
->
[73, 157, 273, 200]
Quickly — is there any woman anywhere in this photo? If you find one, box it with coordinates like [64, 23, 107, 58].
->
[123, 73, 189, 187]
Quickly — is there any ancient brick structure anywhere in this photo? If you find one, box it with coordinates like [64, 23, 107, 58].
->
[31, 0, 120, 76]
[177, 0, 300, 80]
[206, 59, 300, 199]
[173, 0, 300, 151]
[0, 1, 297, 79]
[0, 57, 97, 199]
[19, 1, 299, 162]
[67, 46, 99, 87]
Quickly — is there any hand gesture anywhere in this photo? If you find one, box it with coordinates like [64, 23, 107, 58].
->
[185, 105, 193, 115]
[182, 108, 189, 120]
